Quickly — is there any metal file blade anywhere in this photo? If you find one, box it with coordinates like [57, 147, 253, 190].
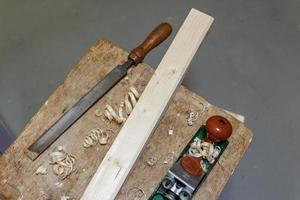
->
[26, 60, 133, 160]
[26, 23, 172, 160]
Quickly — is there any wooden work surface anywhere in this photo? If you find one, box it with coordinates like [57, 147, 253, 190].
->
[0, 40, 253, 200]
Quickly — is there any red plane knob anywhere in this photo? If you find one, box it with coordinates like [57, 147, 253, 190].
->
[205, 115, 233, 143]
[180, 155, 203, 176]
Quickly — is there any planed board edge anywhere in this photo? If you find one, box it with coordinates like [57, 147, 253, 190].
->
[81, 8, 214, 200]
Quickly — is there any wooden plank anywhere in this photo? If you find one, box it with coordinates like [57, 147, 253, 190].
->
[0, 41, 253, 200]
[81, 8, 214, 200]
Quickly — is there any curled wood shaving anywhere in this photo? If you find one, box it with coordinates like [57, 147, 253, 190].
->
[104, 104, 124, 123]
[35, 165, 48, 175]
[125, 87, 140, 114]
[200, 159, 208, 172]
[49, 146, 76, 180]
[187, 111, 199, 126]
[55, 182, 64, 188]
[99, 132, 109, 145]
[60, 195, 70, 200]
[207, 146, 222, 164]
[146, 156, 158, 167]
[104, 86, 140, 124]
[186, 102, 207, 126]
[82, 128, 110, 148]
[83, 128, 102, 148]
[189, 138, 214, 159]
[126, 187, 146, 200]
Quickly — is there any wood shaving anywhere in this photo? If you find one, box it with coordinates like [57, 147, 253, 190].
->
[49, 146, 76, 180]
[104, 104, 124, 123]
[35, 165, 47, 175]
[104, 86, 140, 124]
[207, 146, 222, 164]
[83, 128, 102, 148]
[83, 128, 110, 148]
[146, 156, 158, 167]
[55, 182, 64, 188]
[207, 155, 215, 164]
[186, 103, 207, 126]
[126, 187, 146, 200]
[212, 146, 221, 158]
[60, 195, 70, 200]
[200, 159, 208, 172]
[94, 109, 102, 117]
[187, 110, 199, 126]
[189, 138, 214, 159]
[99, 132, 109, 145]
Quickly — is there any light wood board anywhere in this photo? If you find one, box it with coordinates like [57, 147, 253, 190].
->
[0, 39, 253, 200]
[82, 8, 213, 200]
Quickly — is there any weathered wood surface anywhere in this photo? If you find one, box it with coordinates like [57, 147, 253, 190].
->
[0, 39, 253, 200]
[82, 9, 214, 200]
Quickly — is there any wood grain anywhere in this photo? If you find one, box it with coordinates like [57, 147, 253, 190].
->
[81, 8, 214, 200]
[0, 39, 253, 200]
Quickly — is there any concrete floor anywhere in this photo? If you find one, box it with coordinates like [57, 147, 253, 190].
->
[0, 0, 299, 199]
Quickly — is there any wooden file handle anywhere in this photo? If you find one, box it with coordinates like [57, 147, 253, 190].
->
[129, 23, 172, 65]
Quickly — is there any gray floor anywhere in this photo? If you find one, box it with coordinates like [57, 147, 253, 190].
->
[0, 0, 299, 199]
